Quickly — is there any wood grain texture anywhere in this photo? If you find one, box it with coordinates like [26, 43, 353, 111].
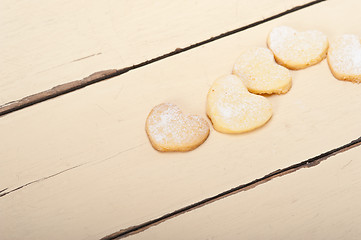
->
[1, 0, 361, 239]
[126, 144, 361, 240]
[0, 0, 312, 104]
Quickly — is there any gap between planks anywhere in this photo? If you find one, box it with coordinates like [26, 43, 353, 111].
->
[0, 0, 326, 117]
[101, 136, 361, 240]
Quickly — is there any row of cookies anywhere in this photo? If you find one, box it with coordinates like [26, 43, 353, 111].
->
[146, 26, 361, 152]
[269, 26, 361, 83]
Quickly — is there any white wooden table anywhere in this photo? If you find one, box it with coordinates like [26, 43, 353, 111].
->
[1, 0, 361, 239]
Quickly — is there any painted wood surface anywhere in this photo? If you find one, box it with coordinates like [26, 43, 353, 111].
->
[0, 0, 311, 104]
[1, 0, 361, 239]
[127, 144, 361, 240]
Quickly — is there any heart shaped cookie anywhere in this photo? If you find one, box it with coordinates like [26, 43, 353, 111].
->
[232, 47, 292, 94]
[327, 34, 361, 83]
[267, 26, 328, 70]
[207, 75, 272, 134]
[146, 103, 210, 152]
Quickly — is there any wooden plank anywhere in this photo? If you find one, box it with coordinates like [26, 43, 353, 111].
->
[1, 0, 361, 239]
[125, 145, 361, 240]
[0, 0, 314, 104]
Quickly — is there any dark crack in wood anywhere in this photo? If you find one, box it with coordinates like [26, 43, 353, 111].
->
[0, 188, 8, 194]
[0, 0, 326, 117]
[71, 53, 102, 62]
[0, 143, 146, 198]
[0, 69, 127, 117]
[0, 164, 85, 198]
[100, 136, 361, 240]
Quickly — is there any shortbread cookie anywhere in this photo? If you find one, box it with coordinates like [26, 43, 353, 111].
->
[327, 34, 361, 83]
[207, 75, 272, 134]
[146, 103, 210, 152]
[267, 26, 328, 70]
[232, 47, 292, 94]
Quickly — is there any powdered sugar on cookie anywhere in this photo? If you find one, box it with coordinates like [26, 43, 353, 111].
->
[327, 34, 361, 83]
[146, 103, 209, 152]
[207, 75, 272, 134]
[232, 47, 292, 94]
[268, 26, 328, 70]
